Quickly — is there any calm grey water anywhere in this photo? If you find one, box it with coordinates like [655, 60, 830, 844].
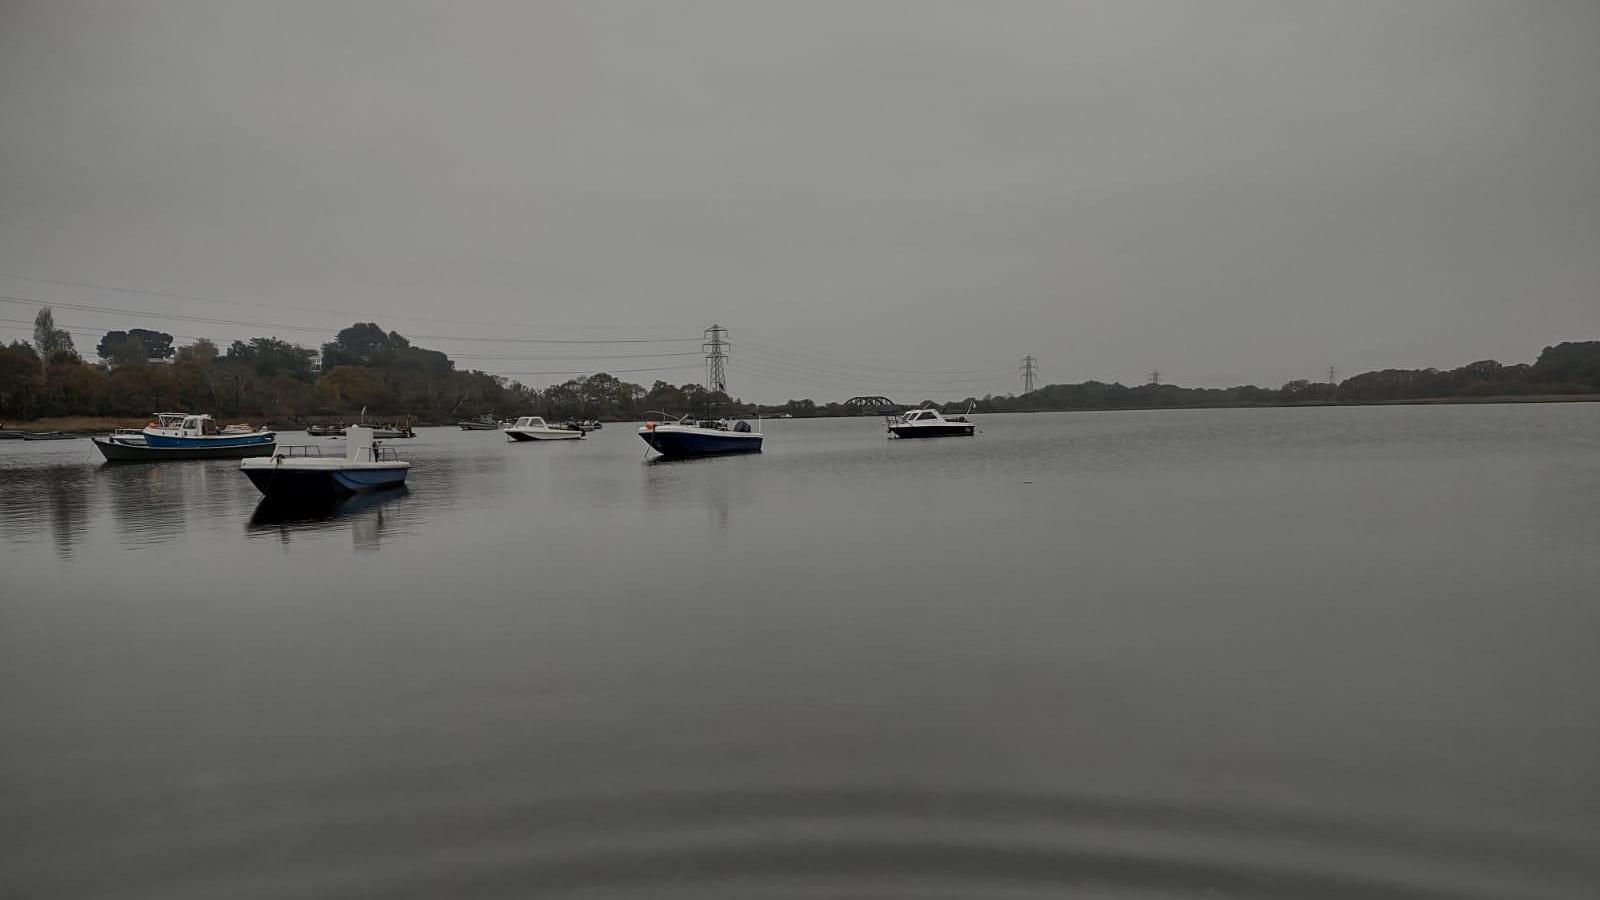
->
[3, 406, 1598, 899]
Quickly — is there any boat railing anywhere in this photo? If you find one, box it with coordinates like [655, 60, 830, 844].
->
[373, 446, 402, 462]
[275, 445, 325, 457]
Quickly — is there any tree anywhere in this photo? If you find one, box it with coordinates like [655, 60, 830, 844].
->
[175, 338, 219, 365]
[0, 341, 44, 419]
[316, 365, 390, 412]
[97, 331, 150, 368]
[225, 337, 317, 379]
[321, 322, 392, 368]
[40, 355, 104, 416]
[32, 307, 76, 360]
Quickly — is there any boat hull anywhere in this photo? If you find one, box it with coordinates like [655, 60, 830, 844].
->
[639, 426, 763, 457]
[240, 464, 409, 500]
[458, 421, 499, 430]
[506, 429, 582, 441]
[93, 436, 277, 462]
[143, 431, 276, 450]
[889, 423, 975, 438]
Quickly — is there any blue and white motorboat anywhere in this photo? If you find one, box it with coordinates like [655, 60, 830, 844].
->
[92, 413, 277, 461]
[239, 425, 409, 500]
[639, 416, 763, 458]
[143, 412, 276, 450]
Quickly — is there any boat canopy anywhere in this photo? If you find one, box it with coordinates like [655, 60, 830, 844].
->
[512, 416, 546, 427]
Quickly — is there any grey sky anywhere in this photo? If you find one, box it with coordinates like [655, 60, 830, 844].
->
[1, 0, 1596, 401]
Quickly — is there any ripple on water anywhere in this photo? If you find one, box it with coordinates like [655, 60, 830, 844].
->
[10, 783, 1594, 899]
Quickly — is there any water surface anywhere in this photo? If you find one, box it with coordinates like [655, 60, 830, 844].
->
[3, 406, 1598, 898]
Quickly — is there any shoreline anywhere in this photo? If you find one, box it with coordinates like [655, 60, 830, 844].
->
[5, 393, 1598, 434]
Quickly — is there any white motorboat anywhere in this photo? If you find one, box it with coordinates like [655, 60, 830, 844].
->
[503, 416, 583, 441]
[887, 407, 976, 438]
[639, 415, 762, 457]
[240, 425, 409, 499]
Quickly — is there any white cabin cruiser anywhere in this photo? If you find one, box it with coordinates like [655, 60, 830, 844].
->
[503, 416, 583, 441]
[887, 407, 976, 438]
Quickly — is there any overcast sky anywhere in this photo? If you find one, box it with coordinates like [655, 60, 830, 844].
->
[1, 0, 1596, 401]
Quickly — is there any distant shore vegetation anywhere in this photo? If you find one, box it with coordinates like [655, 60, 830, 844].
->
[1, 306, 1597, 425]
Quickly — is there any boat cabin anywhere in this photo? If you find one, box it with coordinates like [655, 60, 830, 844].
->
[146, 413, 221, 437]
[511, 416, 547, 428]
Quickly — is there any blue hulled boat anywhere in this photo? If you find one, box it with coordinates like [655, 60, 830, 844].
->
[142, 413, 276, 450]
[92, 413, 276, 462]
[639, 416, 762, 458]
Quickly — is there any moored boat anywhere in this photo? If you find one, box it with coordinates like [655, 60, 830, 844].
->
[887, 407, 976, 438]
[93, 436, 276, 461]
[458, 416, 501, 431]
[92, 412, 277, 461]
[143, 413, 276, 450]
[368, 422, 415, 439]
[21, 431, 77, 441]
[239, 425, 409, 500]
[639, 416, 762, 457]
[503, 416, 583, 441]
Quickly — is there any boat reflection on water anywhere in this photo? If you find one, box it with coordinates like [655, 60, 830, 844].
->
[642, 451, 758, 535]
[247, 485, 410, 550]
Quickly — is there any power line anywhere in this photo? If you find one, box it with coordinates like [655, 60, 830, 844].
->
[477, 364, 704, 377]
[734, 355, 1003, 389]
[736, 345, 1009, 385]
[0, 294, 702, 344]
[740, 332, 1009, 376]
[732, 359, 1003, 395]
[445, 350, 704, 361]
[0, 270, 685, 335]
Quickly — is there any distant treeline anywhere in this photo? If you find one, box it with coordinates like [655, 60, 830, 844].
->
[938, 341, 1600, 415]
[2, 306, 1597, 422]
[0, 310, 729, 423]
[752, 340, 1600, 417]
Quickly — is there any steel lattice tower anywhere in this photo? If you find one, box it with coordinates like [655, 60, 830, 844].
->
[1020, 355, 1037, 393]
[703, 324, 729, 396]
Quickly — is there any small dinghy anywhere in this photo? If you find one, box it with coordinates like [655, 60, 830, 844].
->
[239, 425, 409, 500]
